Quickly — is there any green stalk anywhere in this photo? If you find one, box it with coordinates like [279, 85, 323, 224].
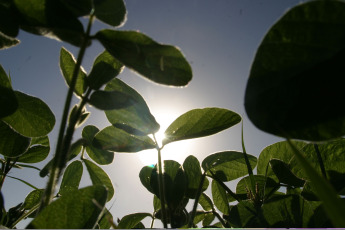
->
[241, 122, 256, 195]
[313, 143, 327, 179]
[39, 14, 94, 211]
[153, 134, 168, 228]
[10, 203, 40, 228]
[212, 208, 227, 228]
[188, 172, 206, 228]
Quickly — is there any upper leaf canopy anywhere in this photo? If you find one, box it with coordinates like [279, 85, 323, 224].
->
[96, 29, 192, 86]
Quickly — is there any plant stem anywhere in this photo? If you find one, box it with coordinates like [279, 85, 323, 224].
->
[39, 14, 94, 211]
[241, 122, 256, 194]
[188, 172, 206, 228]
[212, 208, 227, 228]
[314, 143, 327, 179]
[153, 134, 168, 228]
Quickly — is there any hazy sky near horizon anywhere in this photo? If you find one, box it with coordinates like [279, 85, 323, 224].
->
[0, 1, 302, 227]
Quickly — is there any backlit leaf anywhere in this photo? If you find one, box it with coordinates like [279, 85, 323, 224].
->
[183, 155, 209, 199]
[96, 30, 192, 86]
[105, 78, 159, 135]
[23, 189, 43, 210]
[245, 0, 345, 141]
[212, 180, 230, 215]
[87, 50, 124, 90]
[93, 125, 156, 152]
[0, 120, 30, 157]
[89, 90, 135, 110]
[0, 65, 17, 117]
[163, 108, 241, 145]
[60, 0, 92, 17]
[59, 160, 83, 196]
[2, 91, 55, 137]
[27, 185, 108, 229]
[60, 47, 86, 97]
[13, 0, 84, 46]
[17, 136, 50, 163]
[0, 31, 19, 49]
[202, 151, 257, 182]
[94, 0, 126, 27]
[198, 193, 213, 211]
[82, 125, 114, 165]
[118, 213, 152, 229]
[84, 159, 114, 201]
[270, 159, 305, 187]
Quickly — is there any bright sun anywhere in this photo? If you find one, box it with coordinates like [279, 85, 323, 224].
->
[138, 111, 193, 166]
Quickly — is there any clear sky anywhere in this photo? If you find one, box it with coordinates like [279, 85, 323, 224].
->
[0, 0, 302, 228]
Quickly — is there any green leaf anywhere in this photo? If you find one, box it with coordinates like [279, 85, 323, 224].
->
[236, 175, 279, 201]
[23, 189, 43, 210]
[87, 50, 124, 90]
[150, 160, 187, 210]
[139, 165, 155, 194]
[244, 0, 345, 141]
[118, 213, 152, 229]
[104, 78, 159, 135]
[60, 47, 86, 97]
[82, 125, 114, 165]
[163, 108, 241, 145]
[59, 160, 83, 196]
[94, 0, 126, 27]
[2, 91, 55, 137]
[13, 0, 85, 46]
[84, 159, 114, 201]
[212, 180, 230, 215]
[89, 90, 135, 110]
[60, 0, 92, 17]
[202, 212, 215, 227]
[17, 136, 50, 163]
[202, 151, 257, 182]
[198, 193, 213, 211]
[287, 140, 345, 227]
[97, 209, 113, 229]
[261, 195, 320, 228]
[0, 31, 19, 49]
[183, 155, 209, 199]
[0, 65, 17, 117]
[153, 195, 161, 212]
[228, 200, 259, 228]
[270, 159, 305, 187]
[257, 141, 307, 181]
[93, 125, 156, 152]
[96, 30, 192, 86]
[27, 185, 108, 229]
[0, 120, 30, 157]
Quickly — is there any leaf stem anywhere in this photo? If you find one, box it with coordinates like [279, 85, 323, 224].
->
[153, 134, 168, 228]
[313, 143, 327, 179]
[39, 14, 94, 211]
[241, 122, 256, 194]
[188, 172, 206, 228]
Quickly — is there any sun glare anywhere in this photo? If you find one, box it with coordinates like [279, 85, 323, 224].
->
[138, 111, 194, 166]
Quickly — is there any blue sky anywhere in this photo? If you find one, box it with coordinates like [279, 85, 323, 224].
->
[0, 0, 302, 227]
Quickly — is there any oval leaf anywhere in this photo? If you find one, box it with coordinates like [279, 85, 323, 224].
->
[84, 159, 114, 201]
[17, 136, 50, 163]
[163, 108, 241, 145]
[87, 50, 124, 90]
[202, 151, 257, 182]
[0, 65, 17, 117]
[13, 0, 85, 46]
[82, 125, 114, 165]
[245, 0, 345, 141]
[94, 0, 126, 27]
[60, 47, 86, 97]
[270, 159, 305, 187]
[0, 32, 20, 49]
[2, 91, 55, 137]
[27, 185, 108, 229]
[0, 120, 30, 157]
[118, 213, 152, 229]
[59, 160, 83, 196]
[60, 0, 92, 17]
[183, 155, 209, 199]
[93, 125, 156, 153]
[23, 189, 44, 210]
[96, 29, 192, 86]
[105, 78, 159, 135]
[212, 180, 230, 215]
[89, 90, 135, 110]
